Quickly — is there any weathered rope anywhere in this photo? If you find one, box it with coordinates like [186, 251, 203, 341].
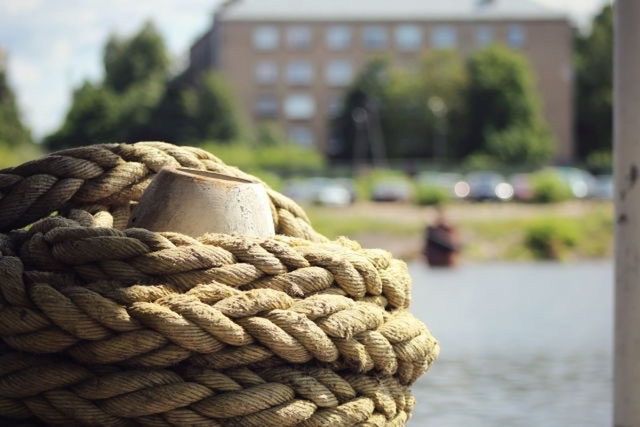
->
[0, 352, 416, 426]
[0, 142, 321, 241]
[0, 142, 438, 426]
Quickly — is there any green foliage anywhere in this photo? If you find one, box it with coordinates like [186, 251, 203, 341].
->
[530, 170, 573, 203]
[201, 142, 325, 176]
[45, 23, 240, 150]
[0, 143, 42, 169]
[465, 46, 552, 165]
[116, 76, 166, 141]
[485, 125, 552, 167]
[334, 46, 551, 166]
[256, 122, 287, 146]
[462, 153, 499, 171]
[45, 83, 119, 150]
[308, 198, 612, 261]
[333, 52, 468, 160]
[151, 72, 242, 145]
[0, 67, 32, 148]
[524, 218, 579, 260]
[45, 23, 170, 150]
[575, 4, 612, 159]
[418, 50, 469, 158]
[192, 72, 241, 142]
[333, 59, 390, 160]
[585, 149, 612, 174]
[246, 169, 283, 191]
[414, 184, 450, 206]
[104, 22, 169, 94]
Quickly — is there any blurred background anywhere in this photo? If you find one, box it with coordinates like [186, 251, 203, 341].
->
[0, 0, 613, 425]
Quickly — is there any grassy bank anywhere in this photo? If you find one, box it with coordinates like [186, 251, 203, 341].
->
[306, 201, 613, 262]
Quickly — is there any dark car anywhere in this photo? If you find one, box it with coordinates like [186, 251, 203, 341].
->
[465, 172, 514, 201]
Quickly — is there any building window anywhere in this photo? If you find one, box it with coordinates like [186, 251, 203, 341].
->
[287, 25, 312, 49]
[327, 95, 343, 117]
[326, 60, 353, 87]
[284, 93, 316, 119]
[395, 25, 422, 51]
[507, 25, 526, 48]
[255, 61, 278, 84]
[363, 26, 388, 50]
[475, 25, 493, 47]
[326, 25, 352, 50]
[286, 60, 314, 85]
[288, 125, 314, 147]
[254, 94, 279, 118]
[431, 25, 457, 49]
[253, 26, 279, 51]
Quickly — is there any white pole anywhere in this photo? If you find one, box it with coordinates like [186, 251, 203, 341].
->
[615, 1, 640, 425]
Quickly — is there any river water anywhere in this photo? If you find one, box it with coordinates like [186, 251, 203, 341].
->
[408, 261, 613, 427]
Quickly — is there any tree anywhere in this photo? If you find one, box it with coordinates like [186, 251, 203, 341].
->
[575, 4, 612, 160]
[465, 46, 552, 166]
[149, 71, 241, 144]
[116, 76, 166, 142]
[415, 50, 468, 159]
[103, 22, 169, 94]
[44, 82, 118, 151]
[192, 72, 241, 142]
[332, 59, 391, 161]
[332, 52, 469, 162]
[46, 21, 243, 150]
[0, 66, 32, 147]
[46, 23, 170, 150]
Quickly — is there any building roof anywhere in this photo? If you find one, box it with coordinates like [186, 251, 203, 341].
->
[218, 0, 567, 22]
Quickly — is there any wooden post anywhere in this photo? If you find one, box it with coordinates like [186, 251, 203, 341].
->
[615, 2, 640, 425]
[129, 167, 275, 238]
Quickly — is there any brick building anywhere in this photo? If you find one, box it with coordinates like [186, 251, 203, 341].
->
[189, 0, 574, 161]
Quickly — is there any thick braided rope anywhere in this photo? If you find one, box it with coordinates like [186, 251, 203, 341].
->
[1, 229, 435, 384]
[13, 218, 412, 308]
[0, 143, 438, 426]
[0, 352, 416, 426]
[0, 141, 323, 241]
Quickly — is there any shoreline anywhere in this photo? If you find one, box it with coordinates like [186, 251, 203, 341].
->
[305, 200, 613, 262]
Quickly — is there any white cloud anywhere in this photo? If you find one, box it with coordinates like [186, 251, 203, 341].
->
[9, 56, 40, 85]
[0, 0, 43, 16]
[1, 0, 220, 138]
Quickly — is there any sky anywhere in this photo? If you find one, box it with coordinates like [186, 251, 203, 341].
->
[0, 0, 610, 140]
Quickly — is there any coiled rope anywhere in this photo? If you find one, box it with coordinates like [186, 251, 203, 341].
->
[0, 142, 438, 426]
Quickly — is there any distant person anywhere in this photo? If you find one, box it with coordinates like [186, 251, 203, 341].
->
[423, 207, 461, 267]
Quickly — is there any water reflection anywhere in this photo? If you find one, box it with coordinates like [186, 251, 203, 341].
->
[409, 261, 612, 426]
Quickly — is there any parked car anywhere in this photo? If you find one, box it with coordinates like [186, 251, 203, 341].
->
[510, 173, 535, 202]
[371, 179, 414, 202]
[592, 174, 613, 200]
[416, 172, 466, 199]
[465, 172, 514, 201]
[283, 178, 354, 207]
[316, 183, 353, 207]
[549, 167, 596, 199]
